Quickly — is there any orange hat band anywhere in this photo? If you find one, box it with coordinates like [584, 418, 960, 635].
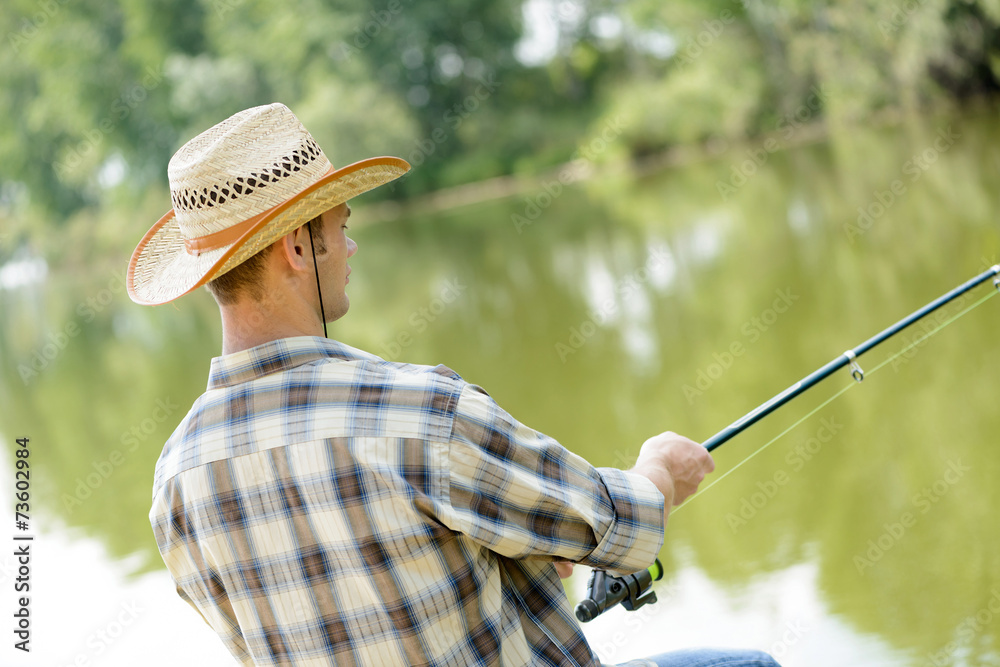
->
[184, 209, 270, 256]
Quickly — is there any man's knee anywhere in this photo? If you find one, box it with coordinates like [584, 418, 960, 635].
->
[633, 648, 781, 666]
[744, 650, 781, 666]
[706, 649, 781, 666]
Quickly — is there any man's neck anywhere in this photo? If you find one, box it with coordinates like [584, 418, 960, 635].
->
[218, 297, 324, 356]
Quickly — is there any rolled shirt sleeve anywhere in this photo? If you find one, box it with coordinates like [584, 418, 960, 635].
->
[437, 383, 665, 574]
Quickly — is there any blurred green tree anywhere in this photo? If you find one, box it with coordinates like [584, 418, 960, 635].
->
[1, 0, 998, 257]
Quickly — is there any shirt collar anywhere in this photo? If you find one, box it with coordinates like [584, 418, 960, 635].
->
[207, 336, 380, 390]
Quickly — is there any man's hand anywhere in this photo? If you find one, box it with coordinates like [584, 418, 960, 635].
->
[554, 562, 574, 579]
[631, 432, 715, 517]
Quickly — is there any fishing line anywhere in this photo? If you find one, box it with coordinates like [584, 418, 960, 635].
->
[674, 286, 998, 513]
[864, 288, 996, 375]
[578, 270, 998, 622]
[674, 382, 856, 512]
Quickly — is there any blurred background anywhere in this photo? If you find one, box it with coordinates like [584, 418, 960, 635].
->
[2, 0, 1000, 665]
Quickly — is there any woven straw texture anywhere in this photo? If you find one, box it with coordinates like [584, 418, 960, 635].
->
[126, 103, 409, 305]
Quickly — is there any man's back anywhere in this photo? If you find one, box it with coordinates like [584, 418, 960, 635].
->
[133, 103, 771, 667]
[151, 336, 665, 666]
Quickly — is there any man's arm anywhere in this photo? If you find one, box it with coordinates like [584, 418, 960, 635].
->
[435, 383, 696, 573]
[552, 433, 714, 578]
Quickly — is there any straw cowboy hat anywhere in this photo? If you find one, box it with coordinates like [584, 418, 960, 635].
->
[127, 103, 409, 305]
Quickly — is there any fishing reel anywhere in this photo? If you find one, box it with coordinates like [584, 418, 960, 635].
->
[574, 558, 663, 623]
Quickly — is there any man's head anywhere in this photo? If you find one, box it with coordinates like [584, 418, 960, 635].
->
[204, 214, 325, 307]
[205, 203, 357, 327]
[126, 103, 407, 310]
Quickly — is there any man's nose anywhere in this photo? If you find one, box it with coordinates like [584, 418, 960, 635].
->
[347, 237, 358, 257]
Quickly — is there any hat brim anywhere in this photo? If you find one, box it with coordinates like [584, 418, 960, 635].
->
[127, 156, 409, 305]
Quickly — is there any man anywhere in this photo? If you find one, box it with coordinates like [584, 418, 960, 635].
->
[128, 103, 779, 666]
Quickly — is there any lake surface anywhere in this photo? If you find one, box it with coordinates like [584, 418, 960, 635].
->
[2, 108, 999, 666]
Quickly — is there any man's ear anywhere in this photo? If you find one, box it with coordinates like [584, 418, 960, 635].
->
[275, 225, 311, 272]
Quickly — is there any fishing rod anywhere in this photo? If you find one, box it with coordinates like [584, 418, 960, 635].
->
[704, 264, 1000, 451]
[575, 265, 1000, 623]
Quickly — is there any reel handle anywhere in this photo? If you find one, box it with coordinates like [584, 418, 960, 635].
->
[574, 558, 663, 622]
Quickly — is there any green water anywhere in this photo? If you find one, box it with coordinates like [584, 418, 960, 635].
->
[2, 109, 999, 666]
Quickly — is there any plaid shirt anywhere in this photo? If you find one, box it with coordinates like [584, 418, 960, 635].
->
[151, 336, 665, 666]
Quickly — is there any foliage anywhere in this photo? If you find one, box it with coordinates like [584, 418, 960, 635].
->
[0, 0, 998, 257]
[590, 0, 999, 154]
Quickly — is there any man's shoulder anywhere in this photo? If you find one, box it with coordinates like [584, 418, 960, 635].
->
[309, 339, 467, 385]
[313, 346, 473, 400]
[151, 343, 478, 495]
